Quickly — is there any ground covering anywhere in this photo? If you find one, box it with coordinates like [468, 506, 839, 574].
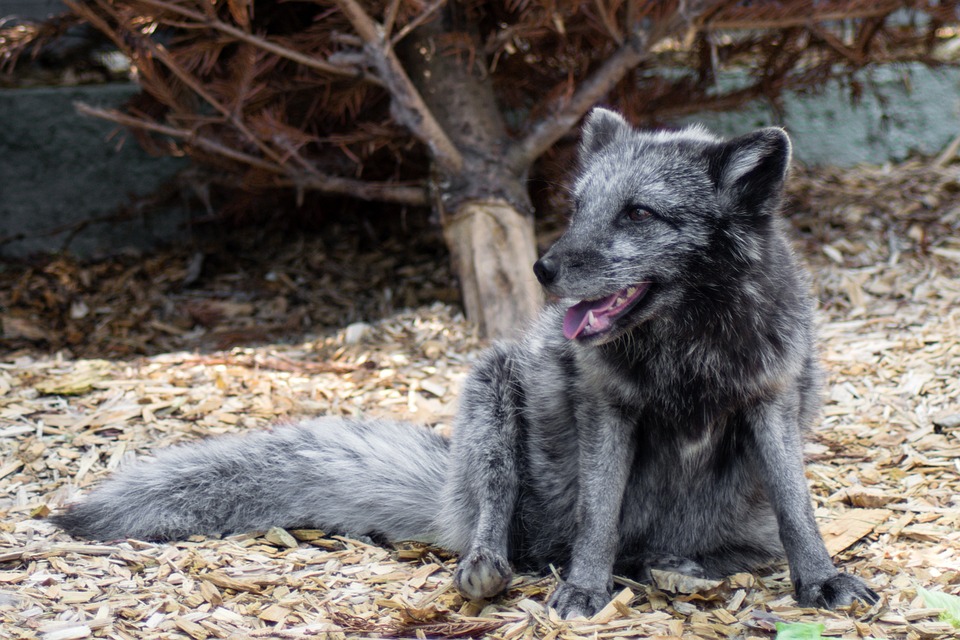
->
[1, 161, 959, 638]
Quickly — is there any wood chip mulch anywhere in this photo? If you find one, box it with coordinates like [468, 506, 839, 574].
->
[2, 159, 960, 639]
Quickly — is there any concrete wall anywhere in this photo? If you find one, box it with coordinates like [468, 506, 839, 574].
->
[0, 84, 188, 258]
[0, 0, 65, 20]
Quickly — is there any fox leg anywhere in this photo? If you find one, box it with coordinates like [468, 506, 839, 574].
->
[750, 395, 878, 608]
[548, 406, 634, 619]
[441, 346, 522, 601]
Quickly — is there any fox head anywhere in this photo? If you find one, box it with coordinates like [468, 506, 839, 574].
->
[534, 108, 793, 344]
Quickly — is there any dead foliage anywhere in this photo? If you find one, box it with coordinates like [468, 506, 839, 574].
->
[0, 222, 457, 358]
[2, 1, 958, 211]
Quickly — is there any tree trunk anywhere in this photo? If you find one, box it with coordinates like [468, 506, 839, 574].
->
[442, 199, 541, 338]
[398, 10, 543, 339]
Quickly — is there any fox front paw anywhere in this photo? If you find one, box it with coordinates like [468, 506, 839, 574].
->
[454, 547, 512, 600]
[547, 582, 611, 619]
[796, 572, 879, 609]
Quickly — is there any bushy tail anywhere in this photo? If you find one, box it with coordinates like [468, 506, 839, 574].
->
[51, 417, 450, 543]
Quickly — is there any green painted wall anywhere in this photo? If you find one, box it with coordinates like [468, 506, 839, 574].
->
[680, 64, 960, 166]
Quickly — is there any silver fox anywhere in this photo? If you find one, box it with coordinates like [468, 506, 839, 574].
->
[52, 108, 878, 618]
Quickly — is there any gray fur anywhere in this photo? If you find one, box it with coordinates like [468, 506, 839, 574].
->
[53, 109, 877, 618]
[53, 418, 449, 543]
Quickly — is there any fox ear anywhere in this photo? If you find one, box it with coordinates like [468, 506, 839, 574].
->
[713, 127, 792, 212]
[580, 108, 630, 156]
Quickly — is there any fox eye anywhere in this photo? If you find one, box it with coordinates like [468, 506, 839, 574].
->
[624, 206, 652, 222]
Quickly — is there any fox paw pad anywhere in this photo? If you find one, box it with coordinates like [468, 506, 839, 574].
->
[454, 548, 512, 600]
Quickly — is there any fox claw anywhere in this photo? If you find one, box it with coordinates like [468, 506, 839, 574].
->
[797, 573, 879, 609]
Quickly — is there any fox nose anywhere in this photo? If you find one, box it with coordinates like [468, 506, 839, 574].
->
[533, 256, 558, 285]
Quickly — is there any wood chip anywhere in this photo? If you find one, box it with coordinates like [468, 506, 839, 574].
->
[263, 527, 299, 549]
[590, 587, 635, 623]
[650, 570, 724, 595]
[175, 617, 209, 639]
[838, 486, 900, 508]
[257, 603, 292, 623]
[821, 509, 892, 556]
[200, 572, 263, 593]
[40, 624, 93, 640]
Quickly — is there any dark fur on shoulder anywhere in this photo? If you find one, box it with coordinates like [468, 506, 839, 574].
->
[52, 109, 877, 618]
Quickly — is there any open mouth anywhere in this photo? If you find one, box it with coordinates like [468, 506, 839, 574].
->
[563, 282, 652, 340]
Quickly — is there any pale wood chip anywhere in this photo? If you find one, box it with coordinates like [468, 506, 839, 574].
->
[821, 509, 892, 556]
[263, 527, 299, 549]
[589, 587, 635, 624]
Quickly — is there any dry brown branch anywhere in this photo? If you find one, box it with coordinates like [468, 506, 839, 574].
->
[382, 0, 403, 39]
[279, 175, 428, 205]
[72, 102, 290, 171]
[508, 1, 715, 169]
[808, 23, 867, 66]
[507, 1, 693, 167]
[507, 35, 651, 168]
[135, 0, 376, 82]
[336, 0, 462, 173]
[65, 0, 298, 172]
[593, 0, 624, 45]
[390, 0, 447, 46]
[181, 353, 362, 375]
[149, 43, 295, 167]
[698, 3, 901, 31]
[933, 130, 960, 167]
[75, 102, 429, 205]
[0, 13, 86, 72]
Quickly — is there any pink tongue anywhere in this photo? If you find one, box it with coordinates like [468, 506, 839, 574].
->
[563, 292, 620, 340]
